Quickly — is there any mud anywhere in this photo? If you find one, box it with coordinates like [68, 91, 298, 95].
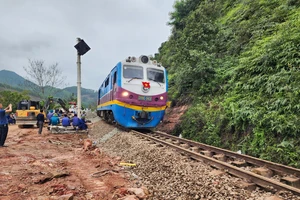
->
[0, 122, 132, 200]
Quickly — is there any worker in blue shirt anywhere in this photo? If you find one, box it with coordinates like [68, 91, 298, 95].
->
[0, 103, 12, 147]
[61, 114, 71, 127]
[78, 117, 88, 130]
[47, 110, 54, 125]
[72, 114, 80, 127]
[50, 113, 60, 125]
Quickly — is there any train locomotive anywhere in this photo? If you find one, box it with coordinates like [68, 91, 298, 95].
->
[97, 55, 168, 129]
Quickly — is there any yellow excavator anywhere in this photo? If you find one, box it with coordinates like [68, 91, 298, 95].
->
[15, 100, 46, 127]
[15, 97, 73, 128]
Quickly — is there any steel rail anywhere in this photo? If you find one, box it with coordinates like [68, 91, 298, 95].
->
[131, 130, 300, 195]
[153, 131, 300, 177]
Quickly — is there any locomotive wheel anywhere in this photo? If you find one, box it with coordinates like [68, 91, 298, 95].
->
[96, 110, 101, 117]
[103, 111, 109, 121]
[107, 111, 115, 124]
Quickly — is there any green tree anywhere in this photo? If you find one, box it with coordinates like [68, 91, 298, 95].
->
[155, 0, 300, 167]
[0, 91, 30, 112]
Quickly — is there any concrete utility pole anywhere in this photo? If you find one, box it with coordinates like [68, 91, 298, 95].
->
[76, 38, 82, 118]
[74, 37, 91, 119]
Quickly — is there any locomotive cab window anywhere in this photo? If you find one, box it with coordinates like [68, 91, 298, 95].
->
[147, 68, 165, 83]
[113, 71, 117, 84]
[105, 77, 110, 87]
[123, 65, 143, 79]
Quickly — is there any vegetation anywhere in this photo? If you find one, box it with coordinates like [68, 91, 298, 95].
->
[0, 90, 30, 112]
[156, 0, 300, 167]
[0, 70, 97, 109]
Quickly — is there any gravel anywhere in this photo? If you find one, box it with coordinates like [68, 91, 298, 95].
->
[88, 117, 300, 200]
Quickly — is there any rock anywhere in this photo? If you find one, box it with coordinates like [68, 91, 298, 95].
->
[85, 192, 94, 199]
[92, 148, 101, 156]
[52, 171, 70, 178]
[50, 193, 74, 200]
[83, 139, 92, 151]
[17, 183, 26, 191]
[67, 184, 76, 190]
[127, 188, 147, 199]
[115, 156, 122, 161]
[34, 172, 54, 184]
[118, 195, 139, 200]
[141, 186, 149, 196]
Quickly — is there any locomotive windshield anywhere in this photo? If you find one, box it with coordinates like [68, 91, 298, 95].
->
[123, 65, 143, 79]
[147, 68, 165, 83]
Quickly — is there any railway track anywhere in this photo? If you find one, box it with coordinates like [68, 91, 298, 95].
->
[130, 130, 300, 195]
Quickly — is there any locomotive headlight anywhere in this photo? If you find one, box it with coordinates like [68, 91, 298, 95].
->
[140, 55, 149, 64]
[160, 96, 164, 100]
[122, 92, 129, 97]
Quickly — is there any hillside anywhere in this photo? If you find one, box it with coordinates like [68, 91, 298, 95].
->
[0, 70, 27, 89]
[156, 0, 300, 167]
[0, 70, 97, 108]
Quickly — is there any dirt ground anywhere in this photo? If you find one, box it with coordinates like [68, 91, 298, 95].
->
[0, 123, 136, 200]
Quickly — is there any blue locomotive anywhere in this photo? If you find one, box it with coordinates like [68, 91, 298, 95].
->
[97, 55, 168, 129]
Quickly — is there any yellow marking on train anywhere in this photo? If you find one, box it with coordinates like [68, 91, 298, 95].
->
[97, 100, 167, 111]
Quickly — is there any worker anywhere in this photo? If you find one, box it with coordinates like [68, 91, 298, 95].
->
[47, 110, 54, 125]
[72, 114, 80, 127]
[0, 103, 12, 147]
[12, 113, 16, 124]
[6, 114, 13, 125]
[10, 113, 16, 124]
[36, 109, 45, 134]
[61, 114, 71, 127]
[78, 116, 88, 130]
[50, 113, 60, 125]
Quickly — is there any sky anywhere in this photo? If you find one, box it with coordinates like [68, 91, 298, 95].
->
[0, 0, 175, 91]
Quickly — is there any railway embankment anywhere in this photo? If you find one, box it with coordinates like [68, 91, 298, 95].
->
[90, 120, 300, 200]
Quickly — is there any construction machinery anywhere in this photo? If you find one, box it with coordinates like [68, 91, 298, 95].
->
[15, 97, 78, 129]
[44, 97, 68, 114]
[15, 100, 45, 127]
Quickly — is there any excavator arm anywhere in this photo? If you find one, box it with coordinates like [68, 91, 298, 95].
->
[43, 97, 70, 114]
[57, 98, 69, 113]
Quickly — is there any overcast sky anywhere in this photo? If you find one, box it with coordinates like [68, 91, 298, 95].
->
[0, 0, 175, 91]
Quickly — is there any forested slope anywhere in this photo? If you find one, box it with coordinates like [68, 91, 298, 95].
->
[156, 0, 300, 167]
[0, 70, 97, 108]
